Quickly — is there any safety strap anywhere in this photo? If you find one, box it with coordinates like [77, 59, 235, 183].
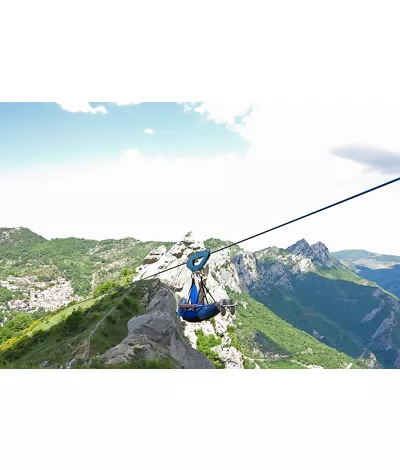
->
[199, 276, 216, 304]
[186, 273, 214, 308]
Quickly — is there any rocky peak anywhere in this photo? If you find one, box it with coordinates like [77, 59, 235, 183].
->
[286, 239, 314, 258]
[311, 241, 331, 264]
[233, 251, 259, 292]
[286, 239, 334, 267]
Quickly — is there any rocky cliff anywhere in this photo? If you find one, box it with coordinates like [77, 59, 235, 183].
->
[133, 232, 244, 368]
[247, 239, 400, 368]
[131, 232, 400, 368]
[101, 279, 214, 369]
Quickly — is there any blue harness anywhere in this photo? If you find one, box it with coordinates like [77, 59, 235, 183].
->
[177, 282, 205, 322]
[177, 249, 216, 323]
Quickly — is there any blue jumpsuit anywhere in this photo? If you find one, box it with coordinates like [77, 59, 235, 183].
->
[177, 300, 220, 322]
[177, 283, 220, 322]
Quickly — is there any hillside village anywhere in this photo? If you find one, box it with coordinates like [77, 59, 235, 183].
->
[0, 276, 79, 313]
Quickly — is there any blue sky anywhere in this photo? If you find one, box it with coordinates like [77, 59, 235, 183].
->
[0, 102, 249, 171]
[0, 101, 399, 255]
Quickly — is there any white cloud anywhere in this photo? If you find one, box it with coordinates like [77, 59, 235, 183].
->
[56, 102, 108, 114]
[2, 100, 400, 257]
[194, 102, 253, 126]
[144, 128, 154, 134]
[180, 102, 253, 135]
[4, 95, 400, 256]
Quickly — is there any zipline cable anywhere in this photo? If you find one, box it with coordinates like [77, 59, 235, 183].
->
[211, 176, 400, 254]
[62, 175, 400, 311]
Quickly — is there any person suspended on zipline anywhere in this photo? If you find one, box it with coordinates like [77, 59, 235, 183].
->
[177, 297, 235, 322]
[177, 273, 235, 322]
[177, 248, 236, 322]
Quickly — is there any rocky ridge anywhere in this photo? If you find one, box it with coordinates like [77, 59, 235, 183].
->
[249, 239, 400, 368]
[133, 232, 244, 368]
[101, 279, 214, 369]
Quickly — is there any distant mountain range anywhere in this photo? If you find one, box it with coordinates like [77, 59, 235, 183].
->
[332, 249, 400, 299]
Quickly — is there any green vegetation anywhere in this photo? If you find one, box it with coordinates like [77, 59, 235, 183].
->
[229, 291, 366, 369]
[256, 360, 307, 369]
[122, 268, 137, 284]
[88, 293, 142, 356]
[246, 243, 400, 368]
[204, 238, 242, 258]
[93, 280, 120, 298]
[226, 325, 243, 353]
[0, 286, 27, 309]
[252, 269, 396, 361]
[0, 227, 174, 296]
[0, 313, 35, 343]
[72, 356, 177, 369]
[242, 357, 257, 369]
[0, 286, 13, 303]
[255, 247, 288, 263]
[314, 265, 373, 285]
[0, 281, 156, 368]
[195, 329, 224, 368]
[0, 227, 46, 248]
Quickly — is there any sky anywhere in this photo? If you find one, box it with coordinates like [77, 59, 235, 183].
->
[1, 1, 400, 256]
[1, 101, 400, 255]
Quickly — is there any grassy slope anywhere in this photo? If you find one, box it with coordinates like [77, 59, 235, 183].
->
[249, 262, 399, 365]
[229, 291, 366, 369]
[314, 265, 375, 286]
[0, 280, 157, 368]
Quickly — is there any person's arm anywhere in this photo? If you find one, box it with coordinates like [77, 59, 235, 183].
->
[179, 303, 200, 309]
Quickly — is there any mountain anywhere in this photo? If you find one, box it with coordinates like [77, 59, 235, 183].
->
[332, 249, 400, 299]
[244, 240, 400, 368]
[0, 227, 174, 315]
[0, 231, 367, 369]
[332, 249, 400, 266]
[1, 228, 399, 369]
[0, 279, 214, 369]
[132, 233, 368, 369]
[0, 227, 47, 247]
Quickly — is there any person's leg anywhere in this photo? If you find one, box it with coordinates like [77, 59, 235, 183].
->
[217, 300, 226, 316]
[196, 303, 220, 321]
[220, 298, 236, 315]
[182, 309, 201, 322]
